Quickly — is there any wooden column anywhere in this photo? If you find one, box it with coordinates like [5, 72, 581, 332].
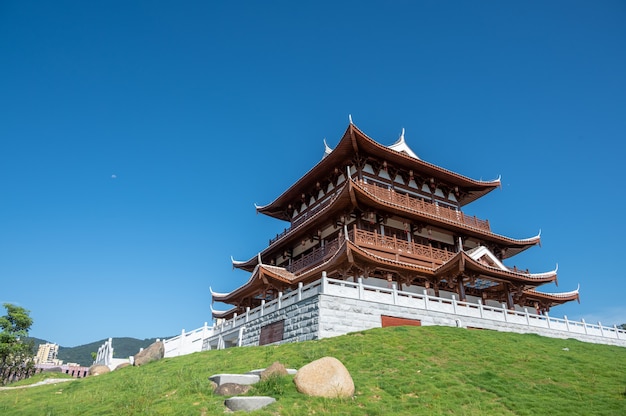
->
[505, 284, 514, 310]
[457, 276, 467, 302]
[433, 280, 440, 297]
[456, 236, 464, 253]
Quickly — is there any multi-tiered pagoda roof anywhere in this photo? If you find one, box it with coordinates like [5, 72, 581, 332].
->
[212, 121, 579, 319]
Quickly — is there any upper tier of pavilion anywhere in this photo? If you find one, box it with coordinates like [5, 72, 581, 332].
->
[256, 122, 501, 221]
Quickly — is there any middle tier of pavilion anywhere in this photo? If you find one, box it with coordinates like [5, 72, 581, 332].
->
[213, 222, 574, 319]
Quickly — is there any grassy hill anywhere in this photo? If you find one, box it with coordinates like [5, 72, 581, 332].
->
[26, 337, 167, 366]
[4, 326, 626, 415]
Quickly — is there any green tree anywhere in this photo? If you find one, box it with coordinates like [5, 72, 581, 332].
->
[0, 303, 35, 385]
[619, 323, 626, 330]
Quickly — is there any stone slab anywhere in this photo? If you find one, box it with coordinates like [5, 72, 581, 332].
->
[247, 368, 297, 376]
[224, 396, 276, 412]
[208, 374, 260, 386]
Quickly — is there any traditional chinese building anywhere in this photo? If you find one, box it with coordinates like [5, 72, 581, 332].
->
[211, 120, 579, 332]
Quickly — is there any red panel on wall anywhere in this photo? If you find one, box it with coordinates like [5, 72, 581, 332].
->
[381, 315, 422, 327]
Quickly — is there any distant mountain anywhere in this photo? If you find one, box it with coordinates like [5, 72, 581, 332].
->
[25, 336, 172, 367]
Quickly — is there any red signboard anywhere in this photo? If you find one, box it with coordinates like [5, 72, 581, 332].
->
[381, 315, 421, 327]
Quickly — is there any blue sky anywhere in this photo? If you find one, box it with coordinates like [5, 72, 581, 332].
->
[1, 1, 625, 347]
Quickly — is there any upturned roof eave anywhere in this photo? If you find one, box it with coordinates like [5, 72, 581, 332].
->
[211, 306, 238, 319]
[211, 264, 260, 303]
[460, 252, 557, 284]
[523, 286, 580, 304]
[256, 125, 355, 220]
[234, 183, 354, 271]
[256, 122, 501, 219]
[347, 123, 501, 205]
[212, 264, 296, 305]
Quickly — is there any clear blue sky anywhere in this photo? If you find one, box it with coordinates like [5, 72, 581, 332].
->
[1, 1, 625, 347]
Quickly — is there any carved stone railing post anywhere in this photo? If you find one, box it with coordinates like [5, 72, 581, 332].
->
[524, 307, 530, 325]
[358, 277, 364, 299]
[179, 330, 185, 356]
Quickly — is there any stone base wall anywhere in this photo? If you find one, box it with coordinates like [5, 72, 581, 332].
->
[238, 295, 321, 347]
[318, 294, 626, 347]
[201, 277, 626, 351]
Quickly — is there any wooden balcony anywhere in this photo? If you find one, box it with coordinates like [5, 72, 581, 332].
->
[352, 227, 456, 267]
[357, 180, 491, 232]
[287, 226, 456, 275]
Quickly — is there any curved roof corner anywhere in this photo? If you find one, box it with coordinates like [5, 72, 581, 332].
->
[322, 138, 333, 159]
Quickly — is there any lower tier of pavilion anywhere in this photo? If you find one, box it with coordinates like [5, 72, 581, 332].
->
[212, 225, 579, 319]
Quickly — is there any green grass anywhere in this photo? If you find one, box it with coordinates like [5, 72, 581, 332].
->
[2, 326, 625, 415]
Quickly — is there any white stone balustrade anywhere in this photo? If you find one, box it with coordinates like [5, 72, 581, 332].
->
[164, 273, 626, 356]
[163, 322, 214, 357]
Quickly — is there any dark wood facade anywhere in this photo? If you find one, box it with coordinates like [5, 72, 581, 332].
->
[213, 122, 579, 319]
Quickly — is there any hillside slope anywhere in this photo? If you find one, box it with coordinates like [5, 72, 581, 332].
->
[6, 327, 626, 415]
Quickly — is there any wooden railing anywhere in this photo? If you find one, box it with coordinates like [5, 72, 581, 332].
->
[351, 226, 456, 265]
[287, 239, 340, 275]
[357, 180, 491, 232]
[287, 225, 456, 275]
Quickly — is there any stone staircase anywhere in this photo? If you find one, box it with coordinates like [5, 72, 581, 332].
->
[209, 363, 297, 412]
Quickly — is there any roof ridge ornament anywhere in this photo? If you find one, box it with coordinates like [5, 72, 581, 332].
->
[322, 138, 333, 159]
[348, 114, 353, 124]
[388, 127, 420, 159]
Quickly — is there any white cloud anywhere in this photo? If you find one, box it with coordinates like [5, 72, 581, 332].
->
[572, 306, 626, 327]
